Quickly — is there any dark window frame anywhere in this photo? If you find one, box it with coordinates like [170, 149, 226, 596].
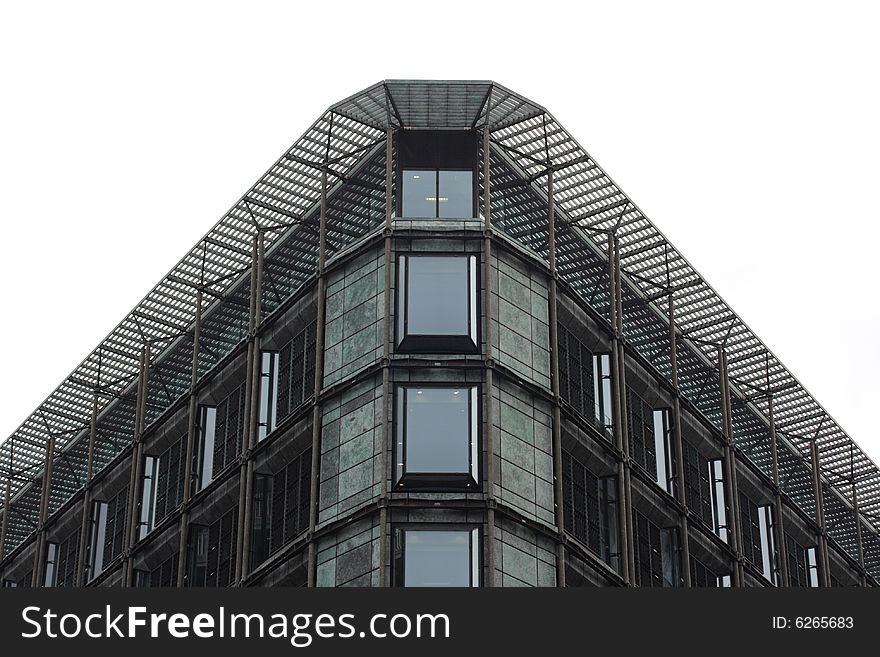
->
[393, 383, 480, 491]
[392, 524, 481, 588]
[395, 253, 480, 354]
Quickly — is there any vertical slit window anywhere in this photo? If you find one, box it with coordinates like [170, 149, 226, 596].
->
[139, 455, 160, 539]
[87, 500, 109, 581]
[194, 405, 217, 492]
[44, 542, 59, 587]
[593, 353, 614, 435]
[258, 351, 280, 441]
[709, 458, 728, 542]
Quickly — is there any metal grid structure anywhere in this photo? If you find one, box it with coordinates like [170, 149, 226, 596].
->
[2, 80, 877, 580]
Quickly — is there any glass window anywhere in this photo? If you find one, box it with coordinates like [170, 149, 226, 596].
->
[807, 546, 819, 587]
[709, 459, 728, 542]
[139, 455, 160, 539]
[258, 352, 280, 441]
[187, 525, 209, 587]
[395, 385, 478, 489]
[397, 255, 478, 353]
[87, 500, 109, 581]
[652, 408, 674, 495]
[401, 170, 437, 218]
[44, 542, 59, 587]
[438, 170, 474, 218]
[194, 405, 217, 492]
[593, 353, 614, 434]
[395, 528, 480, 587]
[401, 169, 473, 219]
[758, 504, 776, 584]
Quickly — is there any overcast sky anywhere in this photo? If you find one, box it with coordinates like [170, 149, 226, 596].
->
[1, 1, 877, 466]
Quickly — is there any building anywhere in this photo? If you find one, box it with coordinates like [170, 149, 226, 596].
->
[0, 80, 877, 589]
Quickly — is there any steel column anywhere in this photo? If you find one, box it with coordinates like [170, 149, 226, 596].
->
[306, 167, 329, 586]
[483, 125, 498, 586]
[546, 167, 566, 587]
[851, 466, 866, 586]
[123, 342, 151, 586]
[75, 390, 100, 585]
[0, 477, 10, 563]
[32, 435, 55, 586]
[718, 348, 743, 586]
[609, 235, 634, 583]
[810, 440, 831, 587]
[176, 288, 202, 586]
[235, 232, 264, 584]
[768, 394, 790, 587]
[667, 295, 691, 586]
[379, 126, 393, 586]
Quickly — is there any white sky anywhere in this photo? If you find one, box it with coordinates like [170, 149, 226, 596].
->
[1, 1, 878, 465]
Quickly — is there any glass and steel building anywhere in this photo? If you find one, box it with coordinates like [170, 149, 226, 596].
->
[1, 80, 877, 588]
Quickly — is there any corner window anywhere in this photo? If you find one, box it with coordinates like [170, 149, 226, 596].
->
[396, 255, 478, 353]
[397, 129, 477, 220]
[139, 455, 160, 539]
[394, 528, 480, 587]
[395, 385, 478, 489]
[194, 405, 217, 492]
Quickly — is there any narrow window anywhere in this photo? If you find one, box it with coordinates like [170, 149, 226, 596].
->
[652, 408, 674, 494]
[251, 473, 271, 567]
[718, 574, 732, 587]
[44, 542, 59, 587]
[396, 255, 479, 353]
[758, 504, 776, 584]
[807, 546, 819, 587]
[709, 459, 728, 542]
[599, 476, 620, 571]
[395, 385, 479, 489]
[394, 528, 480, 587]
[660, 527, 681, 588]
[194, 405, 217, 492]
[139, 455, 160, 539]
[258, 352, 280, 441]
[593, 353, 613, 434]
[187, 525, 209, 587]
[87, 500, 109, 581]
